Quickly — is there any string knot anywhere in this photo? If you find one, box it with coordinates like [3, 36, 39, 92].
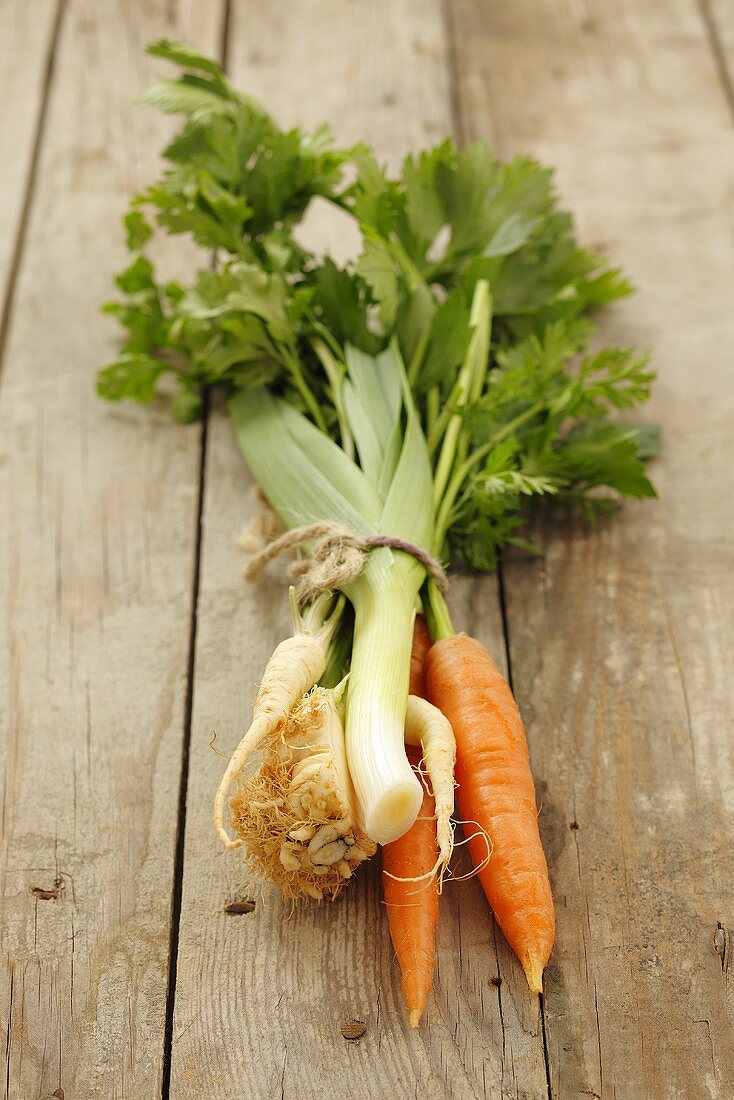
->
[241, 519, 448, 606]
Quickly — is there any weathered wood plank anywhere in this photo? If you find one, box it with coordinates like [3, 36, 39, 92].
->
[0, 0, 62, 316]
[450, 0, 734, 1096]
[0, 2, 225, 1097]
[170, 2, 549, 1097]
[706, 0, 734, 99]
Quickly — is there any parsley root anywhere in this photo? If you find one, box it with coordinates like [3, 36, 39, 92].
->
[403, 695, 456, 876]
[214, 595, 339, 850]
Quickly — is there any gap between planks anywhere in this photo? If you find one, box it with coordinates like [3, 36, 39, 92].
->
[0, 0, 66, 382]
[441, 0, 555, 1091]
[161, 4, 233, 1097]
[161, 391, 210, 1100]
[696, 0, 734, 121]
[438, 20, 556, 1088]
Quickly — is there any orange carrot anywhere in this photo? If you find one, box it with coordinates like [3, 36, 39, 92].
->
[425, 634, 554, 992]
[382, 616, 439, 1028]
[408, 613, 432, 697]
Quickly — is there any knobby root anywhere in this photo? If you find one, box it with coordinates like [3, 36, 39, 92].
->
[228, 689, 376, 901]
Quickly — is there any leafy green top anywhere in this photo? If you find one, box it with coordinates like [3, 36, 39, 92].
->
[98, 41, 656, 571]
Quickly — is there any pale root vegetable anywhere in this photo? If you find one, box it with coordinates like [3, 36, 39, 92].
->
[230, 686, 376, 900]
[403, 695, 456, 878]
[214, 593, 339, 850]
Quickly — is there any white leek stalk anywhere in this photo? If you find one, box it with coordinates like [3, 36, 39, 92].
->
[345, 548, 423, 844]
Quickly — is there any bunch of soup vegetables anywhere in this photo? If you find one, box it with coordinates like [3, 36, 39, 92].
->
[98, 43, 656, 1027]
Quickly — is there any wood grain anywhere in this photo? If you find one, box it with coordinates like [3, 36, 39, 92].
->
[0, 0, 62, 315]
[4, 1, 732, 1096]
[0, 2, 224, 1096]
[168, 2, 549, 1097]
[450, 0, 734, 1096]
[706, 0, 734, 104]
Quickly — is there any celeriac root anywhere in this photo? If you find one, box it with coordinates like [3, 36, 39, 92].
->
[229, 687, 376, 900]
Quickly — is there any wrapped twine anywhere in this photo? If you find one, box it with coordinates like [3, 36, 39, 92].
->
[238, 491, 448, 606]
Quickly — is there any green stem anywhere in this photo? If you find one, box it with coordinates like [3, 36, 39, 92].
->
[310, 336, 354, 459]
[423, 580, 454, 641]
[319, 604, 354, 689]
[432, 404, 464, 507]
[433, 399, 546, 550]
[306, 313, 343, 360]
[284, 348, 328, 434]
[421, 256, 455, 283]
[426, 386, 440, 440]
[389, 237, 424, 291]
[300, 590, 343, 637]
[407, 329, 430, 387]
[432, 280, 493, 507]
[427, 376, 462, 457]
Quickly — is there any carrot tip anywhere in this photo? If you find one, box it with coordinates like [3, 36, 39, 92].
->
[524, 956, 544, 994]
[408, 1008, 423, 1029]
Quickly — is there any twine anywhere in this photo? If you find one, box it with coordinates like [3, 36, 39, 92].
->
[241, 517, 448, 606]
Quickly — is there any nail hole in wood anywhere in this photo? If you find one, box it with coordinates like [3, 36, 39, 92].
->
[490, 976, 502, 988]
[342, 1020, 367, 1041]
[30, 878, 64, 901]
[569, 819, 580, 831]
[224, 899, 256, 915]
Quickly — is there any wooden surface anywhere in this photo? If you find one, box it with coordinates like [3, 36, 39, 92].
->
[0, 2, 225, 1097]
[1, 1, 732, 1097]
[0, 0, 61, 316]
[449, 2, 734, 1096]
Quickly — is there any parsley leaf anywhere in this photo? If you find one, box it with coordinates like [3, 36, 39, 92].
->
[355, 229, 400, 327]
[99, 43, 658, 570]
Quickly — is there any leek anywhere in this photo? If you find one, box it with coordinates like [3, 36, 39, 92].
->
[230, 342, 435, 843]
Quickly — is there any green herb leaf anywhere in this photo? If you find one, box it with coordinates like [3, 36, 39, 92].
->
[311, 259, 380, 353]
[419, 290, 472, 391]
[124, 211, 153, 250]
[355, 229, 400, 327]
[99, 43, 658, 576]
[97, 354, 165, 404]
